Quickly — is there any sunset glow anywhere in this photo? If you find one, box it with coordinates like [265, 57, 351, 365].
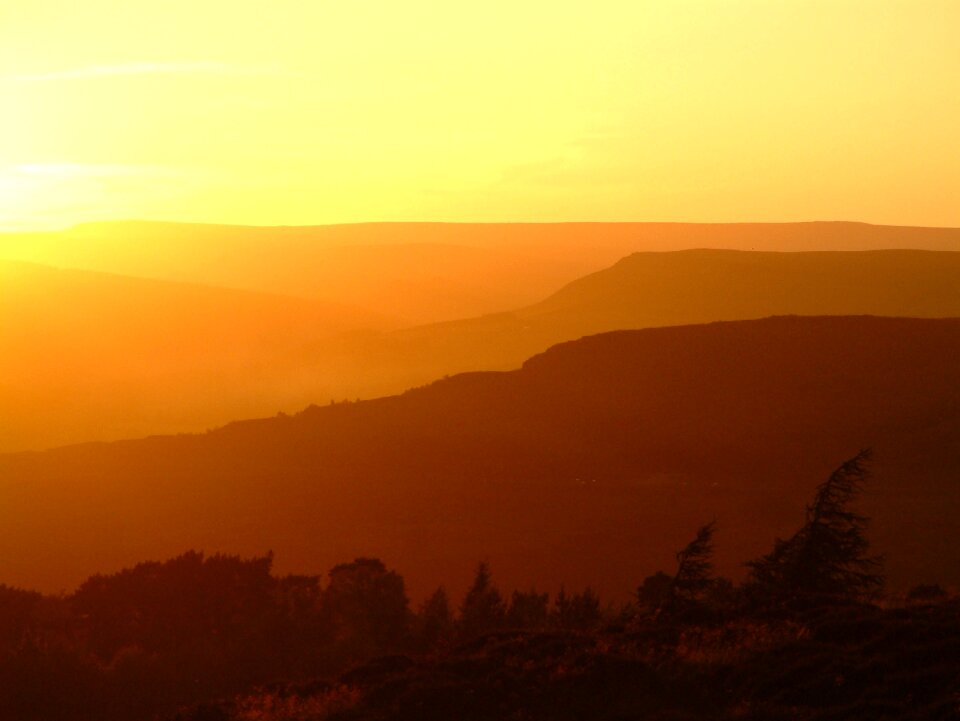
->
[2, 5, 960, 718]
[2, 1, 958, 230]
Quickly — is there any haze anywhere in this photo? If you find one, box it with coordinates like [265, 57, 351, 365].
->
[2, 1, 959, 230]
[2, 4, 960, 718]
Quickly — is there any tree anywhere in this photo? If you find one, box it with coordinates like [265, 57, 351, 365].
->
[637, 571, 673, 612]
[71, 550, 276, 660]
[322, 558, 409, 653]
[415, 587, 454, 650]
[747, 449, 884, 603]
[672, 521, 717, 605]
[552, 587, 601, 630]
[638, 522, 717, 615]
[458, 563, 505, 639]
[905, 583, 948, 605]
[506, 590, 549, 629]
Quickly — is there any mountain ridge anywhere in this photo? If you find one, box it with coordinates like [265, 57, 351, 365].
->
[2, 315, 959, 598]
[6, 247, 960, 452]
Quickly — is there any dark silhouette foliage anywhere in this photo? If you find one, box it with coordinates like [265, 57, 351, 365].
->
[458, 562, 506, 639]
[0, 585, 48, 648]
[322, 558, 410, 655]
[72, 550, 277, 661]
[552, 586, 602, 630]
[0, 453, 942, 721]
[506, 589, 549, 629]
[636, 570, 673, 611]
[671, 521, 717, 605]
[637, 522, 719, 616]
[747, 449, 884, 603]
[906, 583, 949, 605]
[415, 587, 454, 650]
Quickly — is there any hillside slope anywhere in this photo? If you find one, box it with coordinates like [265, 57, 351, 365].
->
[524, 248, 960, 336]
[295, 248, 960, 400]
[2, 316, 959, 597]
[7, 248, 960, 452]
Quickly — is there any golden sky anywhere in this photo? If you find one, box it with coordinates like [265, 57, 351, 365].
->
[1, 1, 958, 229]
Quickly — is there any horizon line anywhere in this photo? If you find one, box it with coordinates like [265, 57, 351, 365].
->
[5, 218, 960, 233]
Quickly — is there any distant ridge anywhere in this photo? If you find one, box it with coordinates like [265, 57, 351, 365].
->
[4, 247, 960, 452]
[523, 248, 960, 337]
[3, 221, 959, 321]
[63, 218, 960, 237]
[331, 247, 960, 399]
[0, 259, 393, 452]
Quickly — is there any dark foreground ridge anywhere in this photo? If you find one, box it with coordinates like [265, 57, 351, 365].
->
[2, 315, 960, 596]
[1, 452, 957, 721]
[183, 600, 960, 721]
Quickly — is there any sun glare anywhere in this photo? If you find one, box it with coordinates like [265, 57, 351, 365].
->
[0, 167, 48, 230]
[0, 1, 958, 229]
[1, 5, 959, 719]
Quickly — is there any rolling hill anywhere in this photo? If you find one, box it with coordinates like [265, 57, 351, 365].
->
[0, 222, 629, 324]
[3, 221, 959, 324]
[0, 259, 392, 452]
[2, 316, 958, 599]
[288, 248, 960, 401]
[5, 249, 960, 453]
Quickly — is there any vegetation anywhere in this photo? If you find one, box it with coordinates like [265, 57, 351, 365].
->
[458, 563, 506, 640]
[653, 521, 720, 617]
[0, 453, 954, 720]
[746, 450, 884, 605]
[6, 315, 960, 604]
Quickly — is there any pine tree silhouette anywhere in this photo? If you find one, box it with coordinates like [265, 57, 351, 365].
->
[747, 449, 884, 603]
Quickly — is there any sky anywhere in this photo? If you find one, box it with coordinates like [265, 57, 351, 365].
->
[0, 1, 958, 229]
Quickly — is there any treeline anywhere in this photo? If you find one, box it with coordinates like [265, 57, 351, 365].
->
[0, 451, 951, 721]
[0, 551, 619, 721]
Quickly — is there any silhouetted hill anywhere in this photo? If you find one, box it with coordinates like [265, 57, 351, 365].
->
[3, 221, 959, 323]
[0, 222, 629, 323]
[294, 248, 960, 400]
[524, 248, 960, 337]
[2, 316, 959, 597]
[7, 248, 960, 453]
[0, 260, 392, 452]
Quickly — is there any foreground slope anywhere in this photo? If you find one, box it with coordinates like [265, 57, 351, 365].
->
[199, 601, 960, 721]
[2, 315, 959, 596]
[0, 260, 391, 452]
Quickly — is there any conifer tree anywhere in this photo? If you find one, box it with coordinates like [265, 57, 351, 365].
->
[552, 586, 602, 629]
[506, 589, 549, 629]
[458, 562, 505, 639]
[637, 522, 717, 615]
[416, 587, 453, 650]
[671, 521, 717, 605]
[747, 449, 884, 602]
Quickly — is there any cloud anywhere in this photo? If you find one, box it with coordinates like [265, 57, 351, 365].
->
[15, 163, 163, 177]
[5, 163, 192, 199]
[4, 62, 277, 84]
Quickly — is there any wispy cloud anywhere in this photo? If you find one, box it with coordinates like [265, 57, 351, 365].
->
[15, 163, 157, 177]
[4, 61, 278, 84]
